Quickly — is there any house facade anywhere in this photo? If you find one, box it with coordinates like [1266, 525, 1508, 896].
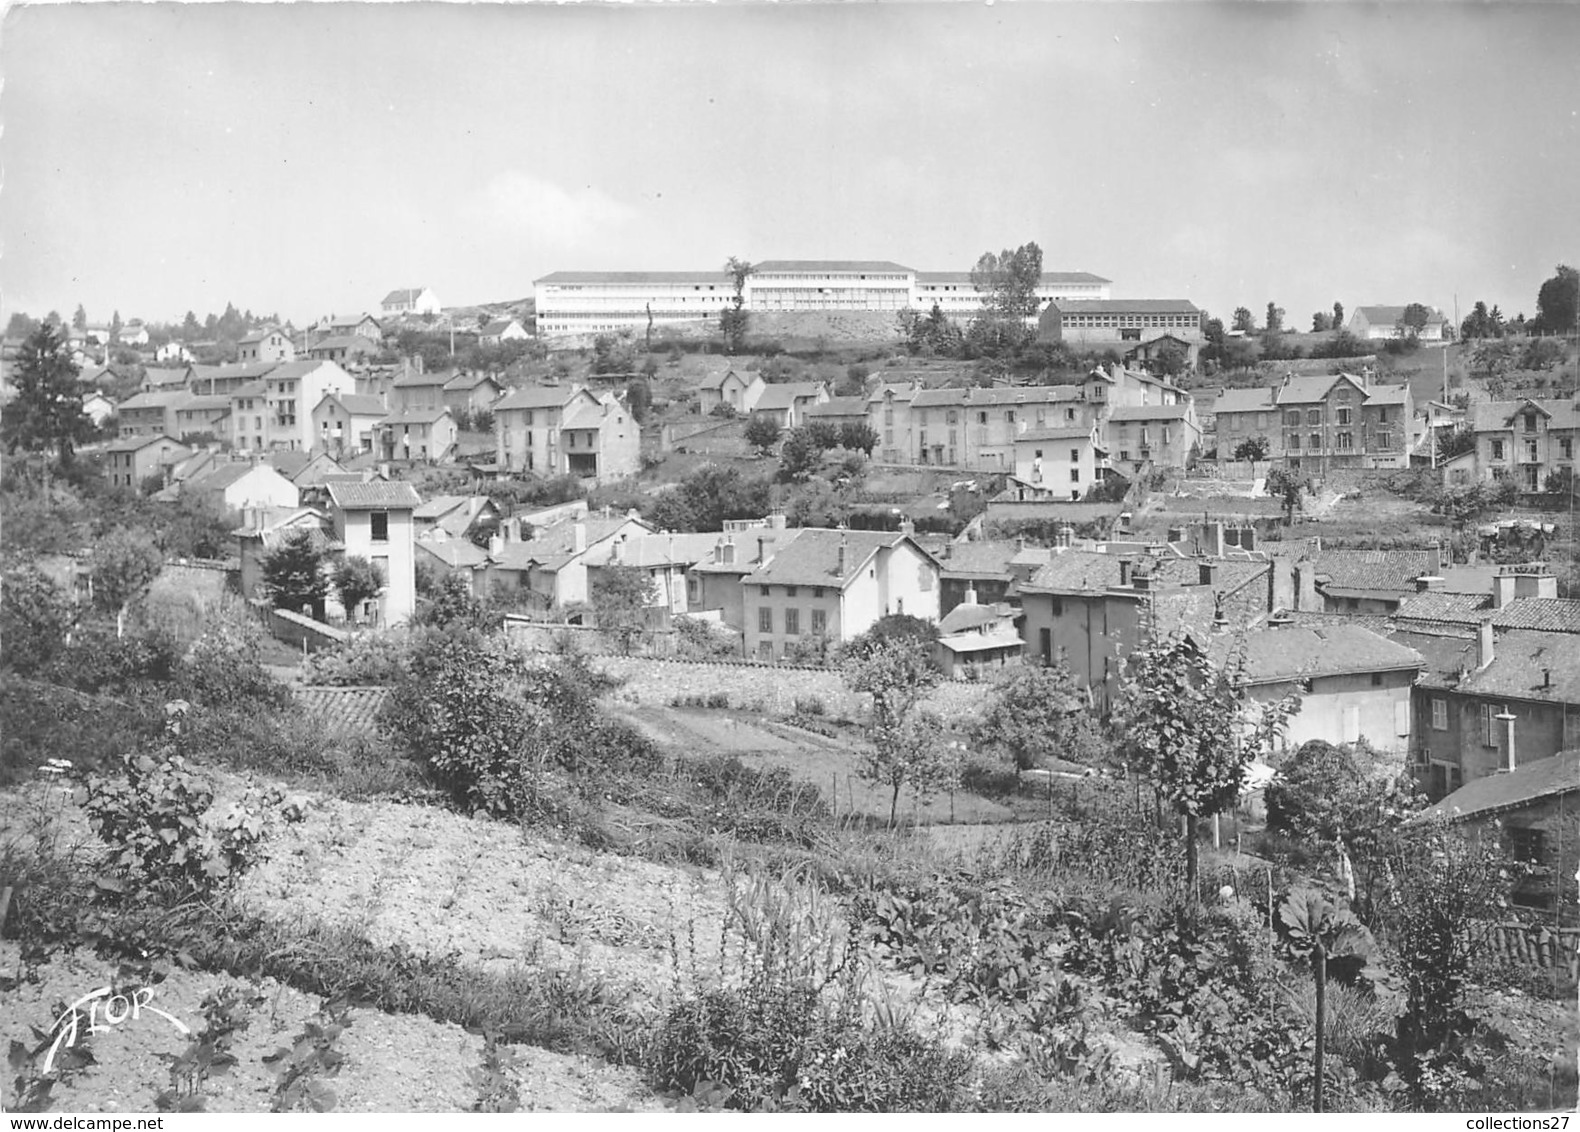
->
[441, 372, 505, 418]
[478, 318, 527, 346]
[389, 368, 451, 413]
[1464, 399, 1580, 493]
[1105, 403, 1201, 472]
[698, 370, 765, 416]
[237, 328, 295, 365]
[103, 435, 190, 491]
[376, 407, 458, 464]
[116, 390, 193, 439]
[1213, 373, 1416, 469]
[741, 529, 942, 662]
[751, 381, 828, 429]
[257, 360, 357, 453]
[494, 385, 638, 482]
[326, 479, 423, 627]
[1348, 305, 1451, 341]
[1011, 426, 1105, 499]
[183, 462, 301, 512]
[1037, 299, 1204, 363]
[312, 393, 388, 457]
[381, 288, 441, 317]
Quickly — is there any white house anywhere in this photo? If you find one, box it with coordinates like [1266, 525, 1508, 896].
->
[326, 479, 423, 627]
[381, 288, 441, 317]
[1348, 305, 1451, 341]
[478, 318, 527, 346]
[183, 461, 301, 512]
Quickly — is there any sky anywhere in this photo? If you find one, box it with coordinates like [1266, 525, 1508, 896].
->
[3, 1, 1578, 331]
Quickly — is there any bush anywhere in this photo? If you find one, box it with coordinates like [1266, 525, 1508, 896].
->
[0, 672, 164, 786]
[298, 632, 411, 686]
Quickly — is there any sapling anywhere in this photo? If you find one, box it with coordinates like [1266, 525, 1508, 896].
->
[1278, 887, 1373, 1112]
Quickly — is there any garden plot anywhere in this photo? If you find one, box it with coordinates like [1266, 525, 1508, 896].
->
[0, 943, 662, 1112]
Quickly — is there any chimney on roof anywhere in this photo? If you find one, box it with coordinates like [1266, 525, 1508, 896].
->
[488, 532, 504, 556]
[1166, 525, 1184, 544]
[1477, 619, 1495, 670]
[1119, 559, 1132, 588]
[1431, 541, 1444, 577]
[573, 522, 587, 554]
[963, 585, 978, 607]
[1204, 521, 1225, 559]
[611, 537, 623, 564]
[1493, 571, 1517, 610]
[1058, 524, 1076, 549]
[837, 534, 848, 577]
[768, 511, 787, 531]
[1241, 526, 1256, 552]
[758, 535, 768, 564]
[899, 518, 915, 537]
[1268, 610, 1294, 628]
[721, 534, 736, 566]
[1414, 575, 1445, 593]
[1199, 561, 1219, 587]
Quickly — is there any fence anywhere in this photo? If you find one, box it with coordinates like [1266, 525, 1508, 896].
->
[267, 608, 348, 655]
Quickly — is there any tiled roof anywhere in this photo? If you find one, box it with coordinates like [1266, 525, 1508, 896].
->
[1016, 427, 1095, 442]
[175, 394, 231, 413]
[238, 328, 280, 344]
[754, 382, 825, 413]
[392, 369, 452, 387]
[1423, 749, 1580, 822]
[940, 540, 1024, 580]
[938, 601, 1014, 635]
[266, 360, 339, 382]
[377, 406, 453, 426]
[121, 390, 194, 410]
[1395, 591, 1491, 625]
[187, 462, 281, 492]
[938, 628, 1025, 654]
[746, 529, 916, 588]
[494, 385, 585, 412]
[105, 434, 183, 453]
[488, 517, 645, 572]
[1385, 627, 1476, 685]
[295, 685, 391, 735]
[230, 380, 269, 399]
[1024, 550, 1125, 594]
[1310, 549, 1435, 594]
[1151, 557, 1268, 595]
[1107, 404, 1192, 422]
[382, 288, 429, 304]
[1274, 373, 1364, 405]
[320, 393, 388, 416]
[413, 494, 471, 521]
[1354, 305, 1446, 327]
[1048, 299, 1199, 314]
[479, 319, 518, 336]
[1468, 398, 1580, 433]
[1277, 609, 1396, 633]
[753, 260, 913, 274]
[987, 500, 1127, 522]
[192, 362, 279, 383]
[326, 480, 423, 510]
[1212, 387, 1278, 414]
[911, 385, 1081, 409]
[442, 372, 501, 392]
[698, 369, 744, 391]
[268, 451, 312, 479]
[590, 531, 721, 569]
[1489, 598, 1580, 633]
[866, 382, 921, 404]
[415, 536, 489, 569]
[805, 397, 869, 418]
[1211, 624, 1422, 683]
[1364, 383, 1411, 406]
[1457, 629, 1580, 704]
[310, 334, 378, 352]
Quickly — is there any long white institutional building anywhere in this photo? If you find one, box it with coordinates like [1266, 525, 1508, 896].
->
[533, 260, 1112, 337]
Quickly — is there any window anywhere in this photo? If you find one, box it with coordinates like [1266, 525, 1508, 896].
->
[1508, 827, 1545, 864]
[1563, 438, 1574, 459]
[1069, 448, 1080, 463]
[785, 586, 797, 597]
[812, 587, 824, 598]
[977, 412, 988, 425]
[1230, 416, 1243, 432]
[810, 608, 826, 635]
[1289, 433, 1301, 450]
[371, 511, 389, 542]
[946, 411, 958, 425]
[758, 607, 773, 633]
[1524, 412, 1538, 433]
[1337, 431, 1353, 450]
[1526, 441, 1538, 462]
[1379, 408, 1388, 423]
[1336, 408, 1352, 425]
[1481, 703, 1503, 747]
[1006, 410, 1016, 423]
[1307, 409, 1322, 425]
[1309, 433, 1322, 451]
[1256, 413, 1267, 429]
[1285, 411, 1301, 427]
[1491, 440, 1505, 460]
[784, 608, 801, 636]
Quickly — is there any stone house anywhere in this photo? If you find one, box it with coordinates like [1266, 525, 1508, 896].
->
[312, 392, 388, 458]
[103, 434, 190, 491]
[698, 370, 766, 416]
[376, 407, 459, 464]
[751, 381, 829, 430]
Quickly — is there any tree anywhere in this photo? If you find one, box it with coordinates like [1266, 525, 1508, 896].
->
[970, 242, 1044, 320]
[89, 528, 164, 638]
[1332, 301, 1344, 330]
[1265, 302, 1285, 334]
[837, 421, 879, 456]
[1265, 465, 1310, 524]
[1310, 311, 1333, 333]
[0, 564, 76, 675]
[722, 257, 754, 354]
[1278, 889, 1374, 1113]
[843, 635, 952, 827]
[1397, 303, 1433, 338]
[6, 311, 39, 338]
[333, 556, 384, 623]
[776, 426, 822, 483]
[181, 311, 201, 341]
[590, 563, 655, 655]
[1434, 425, 1475, 463]
[258, 529, 330, 617]
[1, 323, 92, 467]
[1150, 340, 1190, 379]
[625, 377, 652, 424]
[1112, 632, 1295, 900]
[1231, 435, 1270, 472]
[1231, 307, 1256, 334]
[973, 662, 1090, 778]
[110, 310, 123, 342]
[744, 413, 781, 456]
[72, 304, 87, 331]
[647, 463, 774, 532]
[1535, 264, 1578, 335]
[415, 572, 489, 631]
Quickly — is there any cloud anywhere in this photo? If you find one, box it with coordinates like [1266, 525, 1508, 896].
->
[469, 171, 636, 248]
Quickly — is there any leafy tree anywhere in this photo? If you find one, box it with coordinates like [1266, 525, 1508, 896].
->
[1396, 303, 1434, 338]
[973, 661, 1090, 778]
[1112, 631, 1295, 899]
[89, 528, 164, 638]
[1535, 263, 1578, 334]
[777, 426, 822, 483]
[1310, 311, 1333, 333]
[5, 311, 39, 338]
[1265, 465, 1310, 524]
[1332, 301, 1344, 330]
[1265, 302, 1285, 334]
[837, 421, 879, 456]
[840, 613, 939, 665]
[1, 323, 92, 467]
[258, 529, 329, 617]
[744, 413, 781, 456]
[414, 572, 489, 631]
[1309, 330, 1367, 360]
[625, 377, 653, 423]
[970, 242, 1044, 320]
[647, 463, 774, 532]
[721, 256, 754, 354]
[1519, 336, 1566, 371]
[590, 563, 655, 655]
[591, 332, 637, 376]
[110, 310, 123, 341]
[333, 556, 384, 623]
[1278, 889, 1374, 1113]
[1434, 425, 1475, 463]
[1150, 341, 1190, 378]
[181, 311, 201, 340]
[0, 564, 76, 674]
[1231, 307, 1256, 334]
[72, 304, 87, 331]
[842, 634, 952, 827]
[1231, 435, 1270, 465]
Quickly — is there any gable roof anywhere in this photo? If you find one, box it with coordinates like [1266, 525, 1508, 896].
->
[699, 368, 749, 391]
[1354, 305, 1446, 327]
[105, 434, 185, 454]
[378, 406, 453, 426]
[805, 396, 869, 418]
[754, 382, 825, 413]
[1274, 373, 1367, 405]
[442, 371, 503, 392]
[938, 540, 1024, 580]
[1106, 404, 1192, 422]
[1211, 624, 1422, 684]
[382, 288, 431, 305]
[326, 480, 423, 510]
[494, 384, 586, 412]
[318, 392, 388, 416]
[1469, 398, 1580, 433]
[746, 529, 929, 588]
[1395, 590, 1492, 625]
[1212, 387, 1278, 414]
[392, 368, 452, 388]
[1309, 548, 1435, 595]
[1423, 749, 1580, 823]
[310, 334, 379, 353]
[588, 531, 722, 569]
[488, 516, 652, 572]
[120, 390, 194, 411]
[416, 535, 490, 570]
[1488, 598, 1580, 634]
[1456, 629, 1580, 704]
[479, 318, 520, 336]
[1016, 427, 1096, 442]
[867, 381, 922, 405]
[938, 601, 1015, 635]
